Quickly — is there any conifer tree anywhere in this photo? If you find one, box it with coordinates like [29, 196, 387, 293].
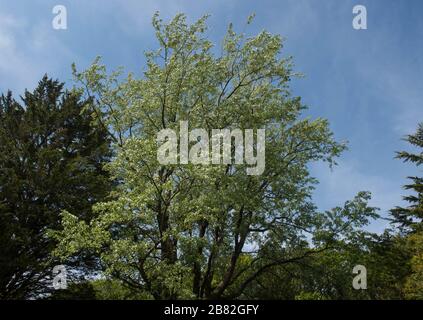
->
[391, 123, 423, 232]
[0, 76, 111, 299]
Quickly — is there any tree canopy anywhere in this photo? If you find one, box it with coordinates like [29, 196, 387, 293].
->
[52, 14, 378, 299]
[391, 122, 423, 232]
[0, 76, 111, 299]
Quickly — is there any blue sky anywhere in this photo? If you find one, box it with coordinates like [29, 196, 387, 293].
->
[1, 0, 422, 233]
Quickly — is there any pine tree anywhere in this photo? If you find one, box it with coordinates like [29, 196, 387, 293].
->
[391, 123, 423, 232]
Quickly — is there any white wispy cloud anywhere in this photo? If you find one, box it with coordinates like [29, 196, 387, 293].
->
[0, 12, 39, 93]
[0, 9, 77, 94]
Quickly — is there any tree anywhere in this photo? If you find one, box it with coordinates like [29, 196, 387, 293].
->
[47, 282, 97, 300]
[47, 279, 146, 300]
[243, 231, 411, 300]
[403, 231, 423, 299]
[388, 122, 423, 299]
[0, 76, 111, 299]
[54, 13, 378, 299]
[388, 122, 423, 298]
[391, 122, 423, 232]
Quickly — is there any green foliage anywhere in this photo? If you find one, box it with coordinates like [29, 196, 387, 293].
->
[404, 232, 423, 299]
[54, 13, 378, 300]
[0, 76, 111, 299]
[1, 12, 418, 301]
[391, 122, 423, 232]
[246, 232, 410, 300]
[48, 278, 154, 300]
[92, 279, 150, 300]
[48, 282, 97, 300]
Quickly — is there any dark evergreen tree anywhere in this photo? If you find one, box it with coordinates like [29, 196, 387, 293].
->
[391, 123, 423, 232]
[0, 76, 111, 299]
